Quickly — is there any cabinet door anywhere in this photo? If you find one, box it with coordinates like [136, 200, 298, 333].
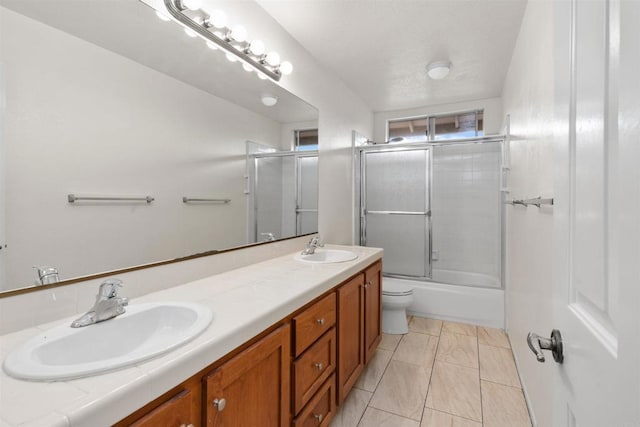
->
[364, 261, 382, 363]
[204, 324, 290, 427]
[336, 273, 365, 405]
[129, 388, 194, 427]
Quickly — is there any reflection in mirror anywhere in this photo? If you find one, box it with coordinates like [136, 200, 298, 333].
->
[248, 145, 318, 243]
[0, 0, 318, 293]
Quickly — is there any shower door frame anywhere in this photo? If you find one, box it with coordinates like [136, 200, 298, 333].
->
[357, 136, 506, 289]
[251, 150, 318, 242]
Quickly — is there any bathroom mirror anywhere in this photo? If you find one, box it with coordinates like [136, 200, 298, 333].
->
[0, 0, 319, 294]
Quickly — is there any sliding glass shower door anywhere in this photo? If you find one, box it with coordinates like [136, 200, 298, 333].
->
[251, 152, 317, 242]
[359, 139, 503, 288]
[296, 156, 318, 235]
[361, 148, 431, 277]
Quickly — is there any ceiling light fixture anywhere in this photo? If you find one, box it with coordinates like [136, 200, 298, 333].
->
[261, 95, 278, 107]
[426, 61, 451, 80]
[156, 0, 293, 81]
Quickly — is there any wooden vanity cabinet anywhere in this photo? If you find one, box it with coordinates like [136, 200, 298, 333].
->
[364, 261, 382, 363]
[128, 388, 195, 427]
[114, 377, 202, 427]
[115, 259, 381, 427]
[204, 324, 290, 427]
[293, 376, 336, 427]
[336, 273, 365, 405]
[291, 292, 337, 424]
[337, 260, 382, 404]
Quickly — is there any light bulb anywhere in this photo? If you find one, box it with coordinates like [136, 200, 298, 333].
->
[257, 72, 268, 80]
[226, 52, 238, 62]
[265, 51, 280, 67]
[155, 10, 170, 21]
[205, 9, 227, 28]
[279, 61, 293, 75]
[249, 40, 265, 56]
[206, 41, 218, 50]
[242, 63, 254, 72]
[182, 0, 202, 10]
[230, 25, 247, 42]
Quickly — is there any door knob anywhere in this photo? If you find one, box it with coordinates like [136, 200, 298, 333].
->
[527, 329, 563, 363]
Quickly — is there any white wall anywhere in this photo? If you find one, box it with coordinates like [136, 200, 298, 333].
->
[501, 1, 555, 425]
[373, 97, 503, 142]
[0, 8, 285, 290]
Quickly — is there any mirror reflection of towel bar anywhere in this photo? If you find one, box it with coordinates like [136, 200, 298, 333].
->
[182, 197, 231, 204]
[505, 196, 554, 208]
[68, 194, 154, 204]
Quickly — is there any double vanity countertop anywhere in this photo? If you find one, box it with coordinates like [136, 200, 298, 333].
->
[0, 245, 382, 427]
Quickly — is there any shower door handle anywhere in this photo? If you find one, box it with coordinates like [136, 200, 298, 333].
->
[365, 210, 430, 216]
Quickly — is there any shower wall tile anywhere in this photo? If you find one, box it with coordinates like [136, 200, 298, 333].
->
[431, 143, 502, 287]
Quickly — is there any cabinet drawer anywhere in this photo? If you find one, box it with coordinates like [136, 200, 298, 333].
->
[130, 388, 193, 427]
[293, 328, 336, 414]
[293, 293, 336, 356]
[293, 375, 336, 427]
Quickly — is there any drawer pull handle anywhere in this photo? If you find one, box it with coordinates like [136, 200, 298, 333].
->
[314, 362, 324, 370]
[314, 413, 324, 423]
[179, 424, 194, 427]
[316, 318, 325, 326]
[213, 398, 227, 411]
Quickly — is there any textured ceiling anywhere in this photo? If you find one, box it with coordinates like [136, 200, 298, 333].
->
[258, 0, 527, 112]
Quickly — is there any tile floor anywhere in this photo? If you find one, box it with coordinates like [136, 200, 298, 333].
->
[330, 316, 532, 427]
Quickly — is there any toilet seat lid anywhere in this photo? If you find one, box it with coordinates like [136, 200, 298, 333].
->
[382, 281, 413, 296]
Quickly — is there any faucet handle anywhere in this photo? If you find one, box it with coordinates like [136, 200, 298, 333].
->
[98, 278, 123, 299]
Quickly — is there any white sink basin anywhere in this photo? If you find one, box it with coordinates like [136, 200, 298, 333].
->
[294, 249, 358, 264]
[3, 302, 213, 381]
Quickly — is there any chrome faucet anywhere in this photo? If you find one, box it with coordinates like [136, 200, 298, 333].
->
[71, 279, 129, 328]
[301, 236, 323, 255]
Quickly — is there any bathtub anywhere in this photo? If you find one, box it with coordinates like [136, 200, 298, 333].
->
[384, 276, 505, 328]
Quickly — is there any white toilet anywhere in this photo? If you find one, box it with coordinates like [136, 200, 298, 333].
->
[381, 278, 414, 334]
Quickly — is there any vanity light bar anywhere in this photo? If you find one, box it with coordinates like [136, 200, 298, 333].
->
[160, 0, 292, 81]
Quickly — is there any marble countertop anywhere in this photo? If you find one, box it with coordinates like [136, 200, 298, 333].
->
[0, 245, 382, 427]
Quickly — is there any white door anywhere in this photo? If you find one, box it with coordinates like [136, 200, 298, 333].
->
[550, 0, 640, 425]
[0, 64, 5, 290]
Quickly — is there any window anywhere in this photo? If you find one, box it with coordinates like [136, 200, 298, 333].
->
[387, 110, 484, 142]
[294, 129, 319, 151]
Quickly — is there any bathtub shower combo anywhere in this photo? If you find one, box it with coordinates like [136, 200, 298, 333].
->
[357, 136, 505, 328]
